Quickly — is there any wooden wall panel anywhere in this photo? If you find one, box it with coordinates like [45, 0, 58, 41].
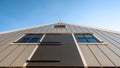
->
[88, 45, 114, 66]
[0, 45, 27, 66]
[0, 23, 120, 67]
[68, 25, 78, 33]
[79, 45, 100, 66]
[11, 45, 37, 66]
[83, 27, 120, 66]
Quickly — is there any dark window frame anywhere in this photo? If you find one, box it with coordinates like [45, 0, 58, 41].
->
[54, 25, 66, 28]
[15, 34, 43, 43]
[75, 34, 101, 43]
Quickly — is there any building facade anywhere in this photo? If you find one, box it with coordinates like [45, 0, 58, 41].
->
[0, 22, 120, 68]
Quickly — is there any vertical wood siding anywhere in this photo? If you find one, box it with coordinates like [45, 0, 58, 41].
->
[0, 23, 119, 67]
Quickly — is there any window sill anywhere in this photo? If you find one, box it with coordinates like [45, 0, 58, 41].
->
[9, 43, 40, 45]
[78, 43, 108, 45]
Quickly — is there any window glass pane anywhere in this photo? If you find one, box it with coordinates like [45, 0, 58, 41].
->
[54, 25, 66, 28]
[84, 34, 93, 38]
[75, 34, 101, 43]
[78, 38, 88, 43]
[28, 38, 40, 43]
[76, 35, 84, 38]
[16, 34, 43, 43]
[24, 34, 34, 38]
[17, 38, 30, 43]
[33, 34, 42, 38]
[87, 38, 98, 43]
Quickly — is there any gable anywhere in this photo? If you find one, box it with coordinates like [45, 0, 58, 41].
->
[0, 22, 120, 67]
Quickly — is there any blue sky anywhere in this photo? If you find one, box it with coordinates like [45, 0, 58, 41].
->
[0, 0, 120, 32]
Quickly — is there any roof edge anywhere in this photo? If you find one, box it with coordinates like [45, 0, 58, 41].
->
[66, 22, 120, 34]
[0, 22, 56, 34]
[1, 21, 120, 35]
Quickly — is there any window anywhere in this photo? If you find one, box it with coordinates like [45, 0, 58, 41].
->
[54, 25, 66, 28]
[75, 34, 100, 43]
[15, 34, 43, 43]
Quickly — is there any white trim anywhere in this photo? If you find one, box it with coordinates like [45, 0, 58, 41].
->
[28, 45, 39, 61]
[1, 22, 120, 35]
[9, 43, 40, 45]
[93, 34, 103, 43]
[13, 34, 26, 43]
[23, 46, 38, 66]
[10, 33, 44, 45]
[74, 33, 93, 34]
[72, 33, 88, 67]
[51, 25, 55, 29]
[0, 22, 56, 34]
[74, 33, 108, 45]
[78, 43, 108, 45]
[23, 34, 46, 66]
[64, 22, 120, 34]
